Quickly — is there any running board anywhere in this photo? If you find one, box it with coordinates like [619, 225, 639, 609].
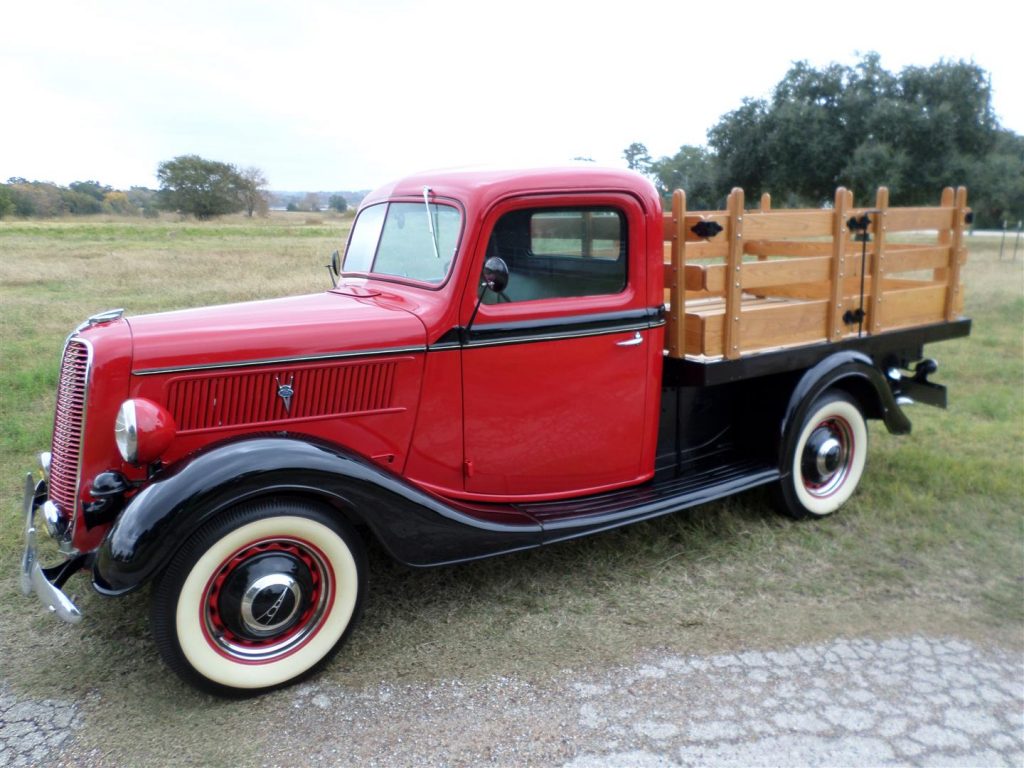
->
[518, 458, 779, 543]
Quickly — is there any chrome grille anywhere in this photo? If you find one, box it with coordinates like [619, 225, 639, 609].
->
[49, 339, 91, 519]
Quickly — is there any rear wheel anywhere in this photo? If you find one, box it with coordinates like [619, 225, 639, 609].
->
[774, 391, 868, 519]
[151, 499, 365, 696]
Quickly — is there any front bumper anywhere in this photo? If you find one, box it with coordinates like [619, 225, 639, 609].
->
[20, 473, 85, 623]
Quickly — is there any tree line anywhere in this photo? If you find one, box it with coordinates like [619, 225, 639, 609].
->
[0, 179, 162, 219]
[627, 54, 1022, 228]
[0, 153, 357, 221]
[0, 155, 269, 220]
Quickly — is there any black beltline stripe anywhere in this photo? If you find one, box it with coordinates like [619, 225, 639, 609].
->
[463, 321, 655, 349]
[429, 307, 666, 351]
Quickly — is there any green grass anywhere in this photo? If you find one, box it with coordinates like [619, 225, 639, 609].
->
[0, 218, 1021, 765]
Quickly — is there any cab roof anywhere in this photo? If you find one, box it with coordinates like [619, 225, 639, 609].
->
[361, 166, 659, 213]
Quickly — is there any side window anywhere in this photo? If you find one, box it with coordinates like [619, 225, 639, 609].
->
[482, 207, 626, 303]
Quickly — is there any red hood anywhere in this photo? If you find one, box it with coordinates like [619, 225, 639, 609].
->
[126, 291, 425, 374]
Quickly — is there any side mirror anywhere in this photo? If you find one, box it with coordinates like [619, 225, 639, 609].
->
[329, 249, 342, 278]
[464, 257, 510, 342]
[482, 256, 509, 294]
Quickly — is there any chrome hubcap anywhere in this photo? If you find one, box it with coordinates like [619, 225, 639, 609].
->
[204, 540, 330, 662]
[815, 437, 842, 477]
[240, 574, 303, 637]
[802, 419, 853, 498]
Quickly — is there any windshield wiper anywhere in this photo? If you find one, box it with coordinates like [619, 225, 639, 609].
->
[423, 186, 441, 260]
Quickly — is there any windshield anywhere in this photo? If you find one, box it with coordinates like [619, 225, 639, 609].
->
[343, 201, 460, 284]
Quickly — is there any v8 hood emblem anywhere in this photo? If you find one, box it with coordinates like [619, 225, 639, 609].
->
[275, 374, 295, 414]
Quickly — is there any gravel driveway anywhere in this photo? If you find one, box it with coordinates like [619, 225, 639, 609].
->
[3, 635, 1021, 767]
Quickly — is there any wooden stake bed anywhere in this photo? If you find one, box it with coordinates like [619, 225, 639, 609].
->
[662, 186, 969, 360]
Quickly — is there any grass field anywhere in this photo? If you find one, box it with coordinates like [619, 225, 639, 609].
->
[1, 215, 1021, 765]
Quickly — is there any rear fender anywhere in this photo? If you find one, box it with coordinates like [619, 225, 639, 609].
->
[92, 435, 541, 595]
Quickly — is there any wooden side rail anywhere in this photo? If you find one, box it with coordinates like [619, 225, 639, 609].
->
[662, 185, 969, 359]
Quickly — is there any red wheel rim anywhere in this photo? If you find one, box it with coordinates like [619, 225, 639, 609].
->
[200, 537, 335, 664]
[801, 416, 855, 499]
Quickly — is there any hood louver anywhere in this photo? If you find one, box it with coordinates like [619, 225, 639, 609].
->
[167, 360, 398, 432]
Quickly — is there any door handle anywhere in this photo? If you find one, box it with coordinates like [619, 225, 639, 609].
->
[616, 332, 643, 347]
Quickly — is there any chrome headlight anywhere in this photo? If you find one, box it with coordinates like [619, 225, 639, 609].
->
[114, 398, 176, 464]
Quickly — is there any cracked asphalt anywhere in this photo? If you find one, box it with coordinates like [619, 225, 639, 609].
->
[3, 635, 1022, 766]
[0, 686, 81, 768]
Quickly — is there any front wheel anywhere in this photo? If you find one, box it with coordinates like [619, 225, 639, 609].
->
[151, 499, 365, 696]
[774, 391, 868, 519]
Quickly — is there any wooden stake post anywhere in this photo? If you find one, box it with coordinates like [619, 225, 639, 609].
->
[868, 187, 889, 334]
[723, 188, 745, 360]
[667, 190, 688, 358]
[945, 187, 968, 321]
[829, 187, 851, 340]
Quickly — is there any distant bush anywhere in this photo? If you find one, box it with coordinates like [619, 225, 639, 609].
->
[0, 186, 13, 219]
[0, 178, 160, 219]
[103, 191, 137, 216]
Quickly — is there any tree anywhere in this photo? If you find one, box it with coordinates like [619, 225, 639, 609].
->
[623, 142, 652, 174]
[0, 186, 13, 219]
[237, 166, 269, 217]
[6, 181, 64, 216]
[103, 190, 137, 215]
[627, 55, 1020, 224]
[707, 54, 1006, 208]
[649, 145, 722, 210]
[965, 130, 1024, 228]
[156, 155, 246, 220]
[327, 194, 348, 213]
[63, 180, 111, 214]
[302, 192, 320, 212]
[60, 188, 104, 214]
[69, 180, 111, 202]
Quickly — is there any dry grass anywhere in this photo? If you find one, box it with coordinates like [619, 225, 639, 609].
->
[0, 218, 1020, 765]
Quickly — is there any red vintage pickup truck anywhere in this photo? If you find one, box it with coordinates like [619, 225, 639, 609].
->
[20, 166, 971, 694]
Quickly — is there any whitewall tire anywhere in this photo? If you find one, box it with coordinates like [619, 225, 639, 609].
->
[151, 499, 365, 695]
[774, 391, 868, 519]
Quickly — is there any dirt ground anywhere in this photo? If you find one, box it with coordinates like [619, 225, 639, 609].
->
[2, 633, 1021, 767]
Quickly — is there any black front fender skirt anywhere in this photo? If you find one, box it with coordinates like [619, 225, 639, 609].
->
[92, 436, 541, 596]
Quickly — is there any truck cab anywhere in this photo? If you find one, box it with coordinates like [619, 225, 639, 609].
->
[354, 168, 666, 500]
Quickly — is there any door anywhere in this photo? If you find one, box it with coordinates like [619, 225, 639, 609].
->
[461, 194, 653, 498]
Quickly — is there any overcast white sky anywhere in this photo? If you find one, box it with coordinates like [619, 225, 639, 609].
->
[2, 0, 1020, 191]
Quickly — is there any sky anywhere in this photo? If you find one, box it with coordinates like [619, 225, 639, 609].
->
[2, 0, 1020, 192]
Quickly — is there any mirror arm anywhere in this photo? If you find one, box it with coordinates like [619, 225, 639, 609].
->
[463, 286, 488, 345]
[463, 256, 509, 344]
[326, 249, 341, 287]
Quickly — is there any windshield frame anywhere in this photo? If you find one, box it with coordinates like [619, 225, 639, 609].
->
[340, 196, 465, 290]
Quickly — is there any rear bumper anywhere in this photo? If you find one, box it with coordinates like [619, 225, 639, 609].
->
[20, 472, 85, 623]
